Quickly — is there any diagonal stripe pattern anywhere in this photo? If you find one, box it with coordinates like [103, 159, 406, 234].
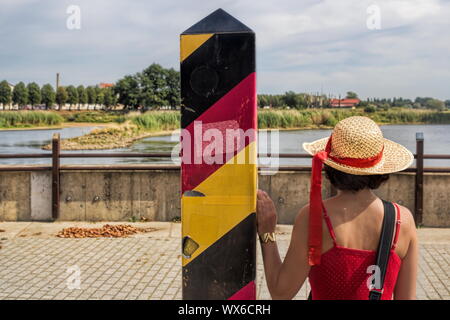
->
[180, 9, 257, 300]
[180, 34, 213, 62]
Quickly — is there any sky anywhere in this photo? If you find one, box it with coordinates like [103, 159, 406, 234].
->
[0, 0, 449, 100]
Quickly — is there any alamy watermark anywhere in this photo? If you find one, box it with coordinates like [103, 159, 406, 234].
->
[367, 264, 382, 291]
[66, 265, 81, 290]
[366, 4, 381, 30]
[66, 5, 81, 30]
[170, 121, 280, 174]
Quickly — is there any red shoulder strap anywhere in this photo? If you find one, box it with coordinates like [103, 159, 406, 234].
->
[322, 204, 337, 246]
[391, 203, 401, 249]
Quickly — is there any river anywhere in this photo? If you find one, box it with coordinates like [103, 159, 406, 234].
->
[0, 124, 449, 167]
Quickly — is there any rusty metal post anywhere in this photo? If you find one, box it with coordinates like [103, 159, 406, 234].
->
[414, 132, 424, 226]
[52, 133, 60, 220]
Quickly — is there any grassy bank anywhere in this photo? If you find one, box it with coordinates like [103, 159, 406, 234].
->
[130, 111, 180, 131]
[29, 108, 450, 150]
[60, 111, 126, 123]
[43, 125, 155, 150]
[258, 108, 450, 129]
[0, 111, 64, 128]
[43, 111, 181, 150]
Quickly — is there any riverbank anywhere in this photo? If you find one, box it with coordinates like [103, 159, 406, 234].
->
[0, 110, 125, 130]
[258, 108, 450, 129]
[0, 122, 116, 131]
[42, 111, 180, 150]
[0, 111, 64, 129]
[3, 109, 450, 150]
[42, 125, 177, 150]
[3, 108, 450, 130]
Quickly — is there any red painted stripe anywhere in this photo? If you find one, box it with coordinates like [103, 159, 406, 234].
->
[181, 72, 256, 193]
[228, 281, 256, 300]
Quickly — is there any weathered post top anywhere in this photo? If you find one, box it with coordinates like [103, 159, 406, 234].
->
[180, 8, 256, 130]
[180, 8, 257, 300]
[181, 8, 253, 34]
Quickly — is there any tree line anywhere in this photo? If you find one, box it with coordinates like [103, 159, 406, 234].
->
[1, 63, 449, 112]
[114, 63, 180, 110]
[259, 91, 450, 111]
[0, 81, 118, 110]
[0, 63, 180, 111]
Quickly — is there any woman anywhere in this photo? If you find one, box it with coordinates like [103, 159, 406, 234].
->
[256, 116, 418, 300]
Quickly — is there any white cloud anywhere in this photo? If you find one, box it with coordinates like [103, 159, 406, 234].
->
[386, 0, 441, 20]
[0, 0, 449, 99]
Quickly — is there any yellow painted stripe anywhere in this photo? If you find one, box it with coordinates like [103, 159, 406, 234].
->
[180, 34, 214, 62]
[182, 141, 257, 266]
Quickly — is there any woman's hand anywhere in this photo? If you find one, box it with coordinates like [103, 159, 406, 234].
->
[256, 190, 277, 237]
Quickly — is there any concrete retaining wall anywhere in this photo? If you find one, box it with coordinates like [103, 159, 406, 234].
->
[0, 169, 448, 227]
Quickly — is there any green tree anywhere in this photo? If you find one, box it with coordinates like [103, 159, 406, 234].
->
[56, 86, 68, 110]
[426, 99, 445, 111]
[86, 86, 97, 108]
[114, 75, 141, 109]
[281, 91, 308, 109]
[41, 84, 55, 109]
[357, 100, 369, 107]
[77, 85, 88, 110]
[346, 91, 358, 99]
[415, 97, 432, 106]
[271, 95, 284, 108]
[12, 82, 28, 108]
[258, 94, 269, 108]
[96, 88, 104, 109]
[282, 91, 299, 108]
[139, 63, 168, 109]
[445, 100, 450, 108]
[66, 85, 78, 110]
[0, 80, 12, 110]
[165, 68, 180, 109]
[27, 82, 41, 108]
[103, 88, 114, 109]
[364, 104, 377, 113]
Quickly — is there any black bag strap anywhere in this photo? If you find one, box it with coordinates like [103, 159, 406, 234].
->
[307, 200, 397, 301]
[368, 200, 396, 300]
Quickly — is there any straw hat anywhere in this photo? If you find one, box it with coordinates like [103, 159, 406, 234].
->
[303, 116, 413, 175]
[303, 116, 414, 266]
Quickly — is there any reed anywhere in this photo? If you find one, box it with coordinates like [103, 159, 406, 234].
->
[258, 108, 450, 129]
[0, 111, 64, 128]
[62, 111, 125, 123]
[130, 111, 180, 131]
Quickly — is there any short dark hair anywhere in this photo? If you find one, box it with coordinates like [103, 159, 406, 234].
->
[324, 164, 389, 192]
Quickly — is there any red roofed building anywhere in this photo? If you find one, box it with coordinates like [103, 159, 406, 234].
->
[98, 83, 114, 89]
[330, 98, 360, 108]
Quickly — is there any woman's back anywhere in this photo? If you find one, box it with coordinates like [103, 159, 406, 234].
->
[308, 191, 415, 300]
[256, 117, 418, 300]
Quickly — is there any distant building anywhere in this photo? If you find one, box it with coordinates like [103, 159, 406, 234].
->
[7, 82, 14, 91]
[329, 98, 360, 108]
[98, 83, 114, 89]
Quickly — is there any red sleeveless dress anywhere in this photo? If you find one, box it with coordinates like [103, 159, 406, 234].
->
[308, 203, 402, 300]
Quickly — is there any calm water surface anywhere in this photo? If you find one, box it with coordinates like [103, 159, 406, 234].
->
[0, 124, 449, 167]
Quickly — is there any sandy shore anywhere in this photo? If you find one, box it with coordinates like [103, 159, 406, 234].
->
[42, 126, 179, 150]
[0, 122, 118, 131]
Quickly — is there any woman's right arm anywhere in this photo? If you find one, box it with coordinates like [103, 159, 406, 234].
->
[393, 206, 418, 300]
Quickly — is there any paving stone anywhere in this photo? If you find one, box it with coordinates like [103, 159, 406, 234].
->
[0, 224, 448, 300]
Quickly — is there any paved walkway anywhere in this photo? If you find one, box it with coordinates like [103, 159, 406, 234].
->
[0, 222, 448, 300]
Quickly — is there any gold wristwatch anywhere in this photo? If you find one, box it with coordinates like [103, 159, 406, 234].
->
[259, 232, 276, 243]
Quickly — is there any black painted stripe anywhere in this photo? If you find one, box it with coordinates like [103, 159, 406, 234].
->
[182, 213, 256, 300]
[182, 9, 253, 35]
[180, 32, 255, 128]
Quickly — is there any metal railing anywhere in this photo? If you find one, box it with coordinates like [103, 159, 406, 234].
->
[1, 132, 449, 224]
